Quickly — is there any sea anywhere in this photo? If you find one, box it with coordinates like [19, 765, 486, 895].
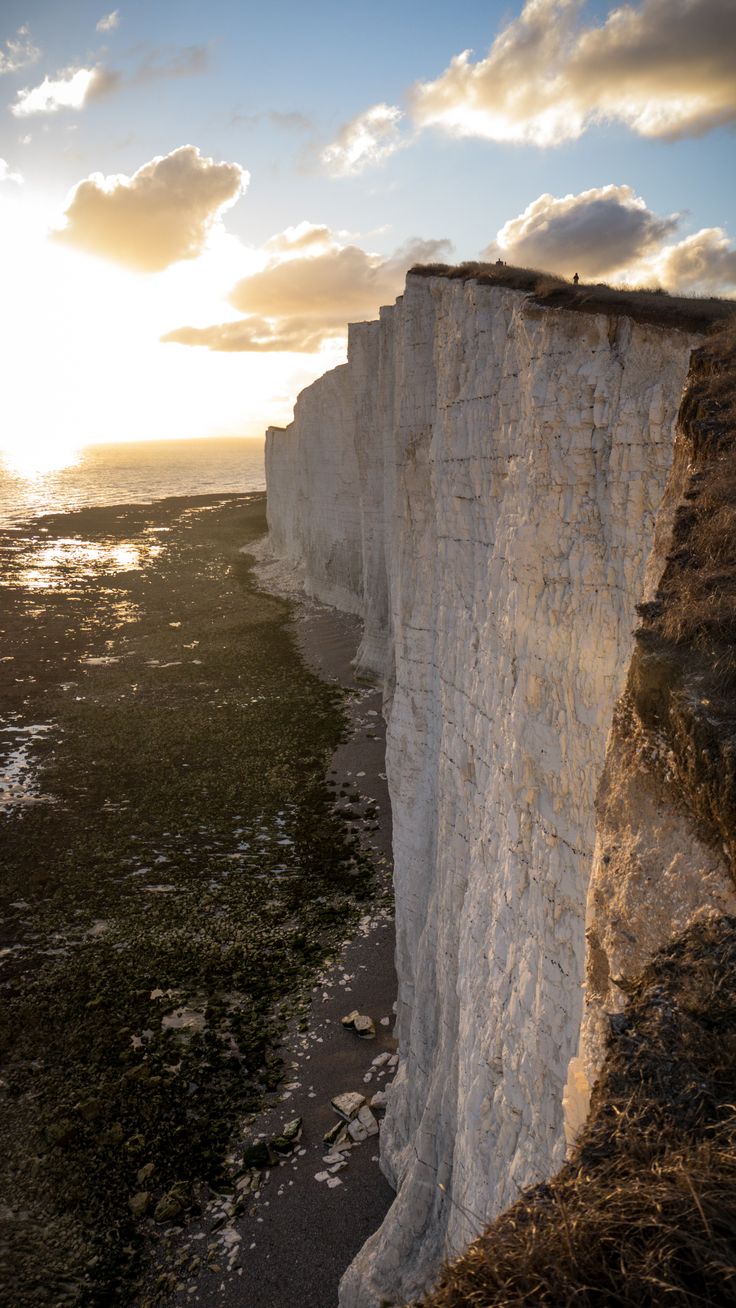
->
[0, 435, 266, 527]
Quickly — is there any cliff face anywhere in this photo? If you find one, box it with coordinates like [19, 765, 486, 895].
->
[264, 276, 734, 1307]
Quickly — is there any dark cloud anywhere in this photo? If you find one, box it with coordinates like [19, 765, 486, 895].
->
[483, 184, 679, 278]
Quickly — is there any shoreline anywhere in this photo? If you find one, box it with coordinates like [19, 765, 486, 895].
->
[1, 492, 394, 1307]
[149, 533, 398, 1307]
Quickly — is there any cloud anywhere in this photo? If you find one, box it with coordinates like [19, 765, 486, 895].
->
[54, 145, 248, 272]
[483, 184, 679, 278]
[653, 228, 736, 294]
[10, 44, 206, 116]
[11, 65, 117, 116]
[321, 103, 406, 175]
[0, 158, 23, 184]
[264, 221, 334, 256]
[410, 0, 736, 145]
[229, 234, 450, 319]
[131, 45, 208, 85]
[232, 109, 312, 131]
[96, 10, 120, 32]
[0, 26, 39, 75]
[480, 183, 736, 295]
[162, 317, 344, 353]
[163, 228, 452, 352]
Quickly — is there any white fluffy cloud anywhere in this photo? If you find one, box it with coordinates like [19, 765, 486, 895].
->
[10, 44, 206, 117]
[411, 0, 736, 146]
[96, 11, 120, 33]
[162, 316, 345, 354]
[54, 145, 248, 272]
[321, 103, 405, 175]
[0, 26, 39, 76]
[11, 65, 115, 117]
[652, 229, 736, 294]
[0, 158, 23, 184]
[229, 232, 450, 319]
[484, 184, 679, 278]
[164, 228, 452, 352]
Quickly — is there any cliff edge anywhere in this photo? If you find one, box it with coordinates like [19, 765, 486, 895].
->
[263, 270, 736, 1306]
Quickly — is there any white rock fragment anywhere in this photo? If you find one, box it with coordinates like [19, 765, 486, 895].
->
[347, 1120, 368, 1143]
[357, 1105, 379, 1136]
[353, 1014, 376, 1040]
[331, 1092, 365, 1121]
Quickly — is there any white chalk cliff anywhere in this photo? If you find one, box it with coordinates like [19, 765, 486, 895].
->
[264, 275, 736, 1306]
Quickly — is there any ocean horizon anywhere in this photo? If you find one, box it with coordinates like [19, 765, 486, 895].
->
[0, 435, 266, 527]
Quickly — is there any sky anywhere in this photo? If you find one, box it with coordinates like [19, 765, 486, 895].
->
[0, 0, 734, 470]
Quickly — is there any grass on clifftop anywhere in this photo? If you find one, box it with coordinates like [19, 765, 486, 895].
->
[413, 915, 736, 1308]
[408, 262, 736, 334]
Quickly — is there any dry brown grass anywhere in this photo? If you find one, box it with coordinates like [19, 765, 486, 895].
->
[637, 320, 736, 691]
[408, 262, 736, 335]
[413, 916, 736, 1308]
[626, 320, 736, 873]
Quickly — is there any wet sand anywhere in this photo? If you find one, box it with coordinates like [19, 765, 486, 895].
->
[154, 578, 398, 1308]
[0, 492, 396, 1307]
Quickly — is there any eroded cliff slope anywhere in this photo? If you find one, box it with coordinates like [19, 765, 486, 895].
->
[264, 274, 735, 1306]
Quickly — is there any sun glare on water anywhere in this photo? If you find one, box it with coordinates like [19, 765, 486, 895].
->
[1, 439, 83, 480]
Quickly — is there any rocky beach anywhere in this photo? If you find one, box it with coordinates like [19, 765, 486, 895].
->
[0, 492, 397, 1306]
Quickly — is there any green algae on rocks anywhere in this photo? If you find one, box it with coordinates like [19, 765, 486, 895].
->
[0, 493, 376, 1305]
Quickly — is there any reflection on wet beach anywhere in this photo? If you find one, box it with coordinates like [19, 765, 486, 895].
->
[0, 493, 378, 1304]
[2, 535, 162, 592]
[0, 721, 56, 810]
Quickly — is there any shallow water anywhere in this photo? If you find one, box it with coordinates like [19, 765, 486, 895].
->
[0, 436, 265, 527]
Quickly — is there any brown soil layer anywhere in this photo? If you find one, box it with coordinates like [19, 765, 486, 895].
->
[630, 321, 736, 878]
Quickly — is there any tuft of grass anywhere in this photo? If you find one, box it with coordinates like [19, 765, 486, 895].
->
[413, 916, 736, 1308]
[408, 262, 736, 335]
